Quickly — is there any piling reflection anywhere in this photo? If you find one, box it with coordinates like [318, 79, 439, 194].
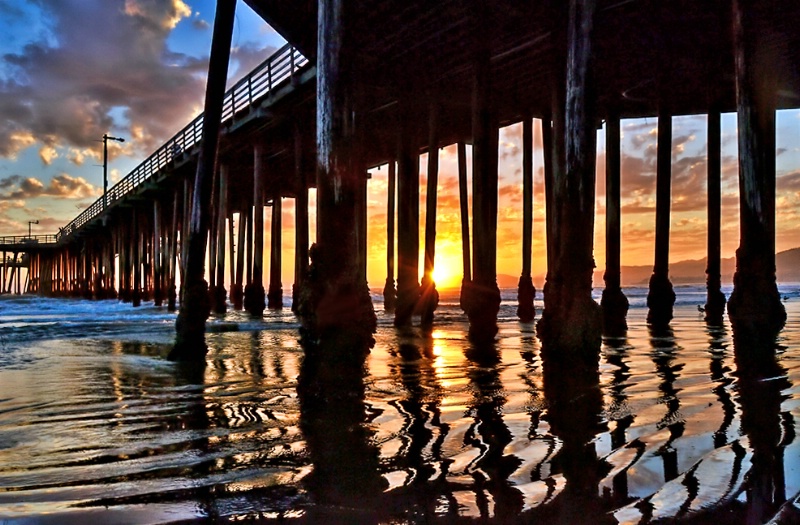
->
[648, 324, 684, 482]
[732, 329, 795, 523]
[297, 336, 386, 517]
[534, 346, 612, 524]
[463, 341, 524, 520]
[603, 333, 640, 507]
[705, 323, 735, 449]
[382, 329, 448, 520]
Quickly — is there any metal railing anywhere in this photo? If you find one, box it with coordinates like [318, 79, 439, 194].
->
[0, 235, 58, 246]
[56, 44, 309, 242]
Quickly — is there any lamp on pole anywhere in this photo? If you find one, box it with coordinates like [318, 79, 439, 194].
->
[102, 134, 125, 209]
[28, 220, 38, 238]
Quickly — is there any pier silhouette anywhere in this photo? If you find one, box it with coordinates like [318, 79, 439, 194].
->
[2, 0, 797, 355]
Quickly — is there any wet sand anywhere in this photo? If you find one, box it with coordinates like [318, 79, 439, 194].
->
[0, 290, 798, 523]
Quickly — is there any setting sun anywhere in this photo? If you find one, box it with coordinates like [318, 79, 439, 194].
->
[432, 252, 463, 290]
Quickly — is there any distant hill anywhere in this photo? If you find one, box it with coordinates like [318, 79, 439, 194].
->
[591, 247, 800, 286]
[455, 248, 800, 291]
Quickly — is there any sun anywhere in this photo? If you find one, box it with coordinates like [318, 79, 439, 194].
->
[432, 257, 463, 290]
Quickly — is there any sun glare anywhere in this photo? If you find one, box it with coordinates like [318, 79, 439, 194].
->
[432, 259, 462, 290]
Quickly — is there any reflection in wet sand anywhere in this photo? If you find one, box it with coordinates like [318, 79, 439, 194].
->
[733, 329, 796, 523]
[1, 299, 799, 522]
[297, 337, 386, 519]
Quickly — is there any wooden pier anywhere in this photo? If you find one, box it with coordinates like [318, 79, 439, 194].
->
[3, 0, 799, 358]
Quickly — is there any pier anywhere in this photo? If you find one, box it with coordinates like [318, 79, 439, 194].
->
[3, 0, 799, 355]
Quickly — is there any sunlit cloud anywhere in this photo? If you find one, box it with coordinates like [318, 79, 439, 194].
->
[0, 131, 36, 159]
[123, 0, 191, 30]
[39, 144, 58, 165]
[0, 174, 100, 201]
[0, 0, 211, 158]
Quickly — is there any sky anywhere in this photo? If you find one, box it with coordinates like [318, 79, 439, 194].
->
[1, 0, 799, 291]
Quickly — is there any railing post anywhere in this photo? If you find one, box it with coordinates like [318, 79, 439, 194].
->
[268, 61, 273, 99]
[290, 48, 298, 87]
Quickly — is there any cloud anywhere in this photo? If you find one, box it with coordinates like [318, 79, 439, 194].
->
[123, 0, 191, 31]
[779, 170, 800, 191]
[228, 43, 278, 86]
[0, 0, 221, 159]
[39, 144, 58, 165]
[0, 130, 36, 159]
[0, 174, 100, 201]
[192, 17, 210, 31]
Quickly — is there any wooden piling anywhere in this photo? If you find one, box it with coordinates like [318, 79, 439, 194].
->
[727, 0, 785, 335]
[517, 116, 536, 322]
[395, 100, 420, 327]
[538, 0, 602, 354]
[292, 122, 309, 313]
[457, 142, 472, 312]
[382, 160, 397, 311]
[245, 144, 266, 316]
[228, 211, 235, 300]
[646, 109, 676, 325]
[167, 188, 179, 311]
[132, 209, 142, 307]
[207, 167, 219, 302]
[232, 209, 247, 310]
[171, 0, 236, 360]
[267, 193, 283, 309]
[153, 201, 163, 306]
[601, 112, 629, 333]
[296, 0, 376, 341]
[464, 31, 501, 339]
[704, 107, 726, 322]
[420, 101, 440, 326]
[212, 165, 228, 314]
[246, 199, 253, 288]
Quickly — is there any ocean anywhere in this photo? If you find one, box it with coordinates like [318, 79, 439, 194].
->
[1, 284, 799, 524]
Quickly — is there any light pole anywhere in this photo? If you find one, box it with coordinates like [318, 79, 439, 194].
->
[102, 134, 125, 209]
[28, 220, 38, 238]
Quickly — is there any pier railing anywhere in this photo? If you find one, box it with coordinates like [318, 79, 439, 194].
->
[0, 235, 58, 247]
[56, 44, 309, 242]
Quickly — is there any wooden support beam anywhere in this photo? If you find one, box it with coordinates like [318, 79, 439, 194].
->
[246, 198, 253, 287]
[420, 100, 440, 327]
[704, 107, 726, 322]
[228, 211, 235, 302]
[382, 160, 397, 311]
[538, 0, 601, 354]
[245, 145, 266, 316]
[517, 116, 536, 322]
[119, 228, 129, 302]
[132, 209, 141, 307]
[267, 193, 283, 309]
[172, 0, 236, 360]
[646, 109, 676, 325]
[208, 167, 219, 294]
[292, 122, 309, 313]
[213, 164, 228, 314]
[463, 31, 501, 339]
[601, 112, 628, 333]
[233, 209, 247, 310]
[167, 188, 179, 311]
[357, 170, 367, 284]
[727, 0, 785, 335]
[457, 141, 471, 311]
[153, 200, 163, 306]
[296, 0, 376, 341]
[394, 100, 420, 327]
